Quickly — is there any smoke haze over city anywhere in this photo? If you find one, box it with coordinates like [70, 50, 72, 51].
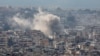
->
[0, 0, 100, 56]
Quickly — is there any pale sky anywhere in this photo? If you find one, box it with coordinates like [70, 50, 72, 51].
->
[0, 0, 100, 9]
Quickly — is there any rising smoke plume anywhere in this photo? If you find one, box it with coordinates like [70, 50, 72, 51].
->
[9, 8, 65, 39]
[8, 13, 33, 30]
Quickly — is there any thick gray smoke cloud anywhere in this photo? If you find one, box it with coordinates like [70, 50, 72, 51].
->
[33, 8, 66, 38]
[9, 8, 65, 39]
[8, 13, 33, 30]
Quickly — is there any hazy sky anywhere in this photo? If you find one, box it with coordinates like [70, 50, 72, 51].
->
[0, 0, 100, 9]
